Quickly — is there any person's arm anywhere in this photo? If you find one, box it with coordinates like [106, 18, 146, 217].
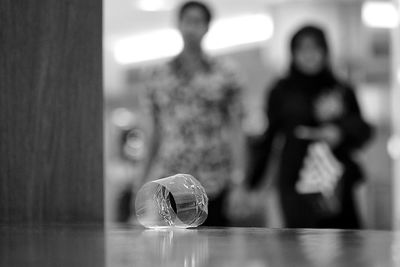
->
[141, 109, 160, 184]
[223, 66, 252, 219]
[217, 60, 247, 189]
[332, 87, 373, 151]
[297, 86, 373, 152]
[226, 82, 281, 220]
[228, 99, 246, 189]
[246, 85, 281, 188]
[138, 69, 161, 187]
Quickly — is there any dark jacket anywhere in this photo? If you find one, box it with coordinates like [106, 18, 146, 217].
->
[247, 70, 373, 228]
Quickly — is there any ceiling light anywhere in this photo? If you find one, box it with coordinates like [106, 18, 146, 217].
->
[114, 13, 273, 65]
[388, 135, 400, 159]
[114, 29, 183, 64]
[397, 68, 400, 84]
[136, 0, 171, 12]
[362, 1, 399, 28]
[204, 14, 274, 51]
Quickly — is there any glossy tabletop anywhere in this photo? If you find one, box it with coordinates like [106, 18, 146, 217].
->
[1, 225, 399, 267]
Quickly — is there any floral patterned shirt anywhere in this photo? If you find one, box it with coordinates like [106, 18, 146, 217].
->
[143, 55, 243, 198]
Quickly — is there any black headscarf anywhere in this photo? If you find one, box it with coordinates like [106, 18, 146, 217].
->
[287, 25, 337, 92]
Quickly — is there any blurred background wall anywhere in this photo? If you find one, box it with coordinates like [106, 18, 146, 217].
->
[104, 0, 400, 229]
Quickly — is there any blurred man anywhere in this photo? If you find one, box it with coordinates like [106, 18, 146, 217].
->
[141, 1, 246, 226]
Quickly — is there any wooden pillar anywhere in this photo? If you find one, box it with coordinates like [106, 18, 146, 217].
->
[0, 0, 103, 223]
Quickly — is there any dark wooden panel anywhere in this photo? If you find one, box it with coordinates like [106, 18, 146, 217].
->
[0, 0, 103, 223]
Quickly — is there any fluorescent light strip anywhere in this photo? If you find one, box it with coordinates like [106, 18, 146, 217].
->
[114, 14, 274, 65]
[114, 29, 182, 64]
[204, 14, 273, 51]
[397, 68, 400, 84]
[362, 1, 399, 28]
[136, 0, 171, 12]
[388, 135, 400, 159]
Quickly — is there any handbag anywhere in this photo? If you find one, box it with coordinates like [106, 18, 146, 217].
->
[296, 141, 344, 218]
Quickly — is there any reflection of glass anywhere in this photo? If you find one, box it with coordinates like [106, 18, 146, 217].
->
[135, 174, 208, 228]
[299, 230, 340, 266]
[140, 229, 210, 267]
[392, 233, 400, 265]
[106, 228, 209, 267]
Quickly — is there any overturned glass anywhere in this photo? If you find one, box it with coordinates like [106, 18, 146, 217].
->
[135, 174, 208, 229]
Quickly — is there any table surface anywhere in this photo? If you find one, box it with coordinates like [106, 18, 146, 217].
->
[1, 224, 399, 267]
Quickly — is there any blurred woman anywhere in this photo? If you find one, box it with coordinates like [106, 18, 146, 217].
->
[248, 25, 373, 229]
[141, 1, 246, 226]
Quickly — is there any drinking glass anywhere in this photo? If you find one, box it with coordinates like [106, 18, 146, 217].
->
[135, 174, 208, 228]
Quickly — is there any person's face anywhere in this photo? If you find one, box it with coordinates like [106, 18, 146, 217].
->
[178, 7, 209, 48]
[293, 36, 326, 75]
